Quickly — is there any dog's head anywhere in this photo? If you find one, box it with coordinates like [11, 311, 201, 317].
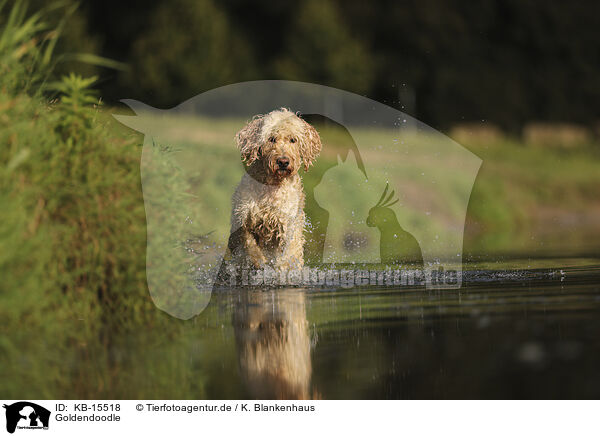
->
[235, 108, 322, 183]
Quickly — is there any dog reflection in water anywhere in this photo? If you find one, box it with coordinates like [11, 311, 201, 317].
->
[233, 290, 315, 399]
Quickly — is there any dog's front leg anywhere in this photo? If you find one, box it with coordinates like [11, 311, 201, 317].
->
[242, 227, 267, 269]
[228, 223, 267, 269]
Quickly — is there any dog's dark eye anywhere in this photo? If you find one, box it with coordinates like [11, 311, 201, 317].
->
[290, 137, 296, 143]
[269, 136, 276, 143]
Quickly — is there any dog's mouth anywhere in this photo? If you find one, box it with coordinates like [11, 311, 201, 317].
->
[275, 168, 292, 177]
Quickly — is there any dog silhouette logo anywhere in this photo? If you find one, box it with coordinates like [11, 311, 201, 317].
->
[3, 402, 50, 434]
[114, 80, 481, 319]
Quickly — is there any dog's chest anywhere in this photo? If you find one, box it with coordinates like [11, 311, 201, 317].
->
[256, 183, 299, 214]
[242, 178, 303, 245]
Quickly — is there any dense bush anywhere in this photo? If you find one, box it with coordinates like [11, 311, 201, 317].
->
[0, 0, 162, 397]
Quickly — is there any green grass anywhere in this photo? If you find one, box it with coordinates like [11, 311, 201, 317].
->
[463, 137, 600, 256]
[114, 109, 600, 263]
[0, 0, 170, 398]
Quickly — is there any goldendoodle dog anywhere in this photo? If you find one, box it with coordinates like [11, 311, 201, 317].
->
[227, 108, 322, 272]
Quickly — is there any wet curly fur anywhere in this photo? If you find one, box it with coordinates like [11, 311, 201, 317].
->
[228, 108, 322, 271]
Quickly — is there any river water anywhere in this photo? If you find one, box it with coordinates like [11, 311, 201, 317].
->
[93, 260, 600, 399]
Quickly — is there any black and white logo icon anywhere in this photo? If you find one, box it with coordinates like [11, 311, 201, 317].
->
[3, 402, 50, 434]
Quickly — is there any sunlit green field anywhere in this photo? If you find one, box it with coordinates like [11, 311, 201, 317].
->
[113, 109, 600, 262]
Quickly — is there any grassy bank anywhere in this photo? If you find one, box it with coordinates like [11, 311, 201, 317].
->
[0, 1, 173, 397]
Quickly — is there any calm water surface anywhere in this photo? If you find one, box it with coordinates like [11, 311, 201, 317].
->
[51, 261, 598, 400]
[96, 261, 600, 400]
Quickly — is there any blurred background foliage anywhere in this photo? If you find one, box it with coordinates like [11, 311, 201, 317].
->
[125, 0, 257, 105]
[9, 0, 597, 132]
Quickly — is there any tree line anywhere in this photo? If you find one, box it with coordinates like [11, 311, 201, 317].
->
[18, 0, 600, 132]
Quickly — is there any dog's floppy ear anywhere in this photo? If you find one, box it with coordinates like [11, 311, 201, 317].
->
[299, 120, 322, 171]
[236, 116, 264, 166]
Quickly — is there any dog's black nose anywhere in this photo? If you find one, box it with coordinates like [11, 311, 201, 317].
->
[276, 157, 290, 169]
